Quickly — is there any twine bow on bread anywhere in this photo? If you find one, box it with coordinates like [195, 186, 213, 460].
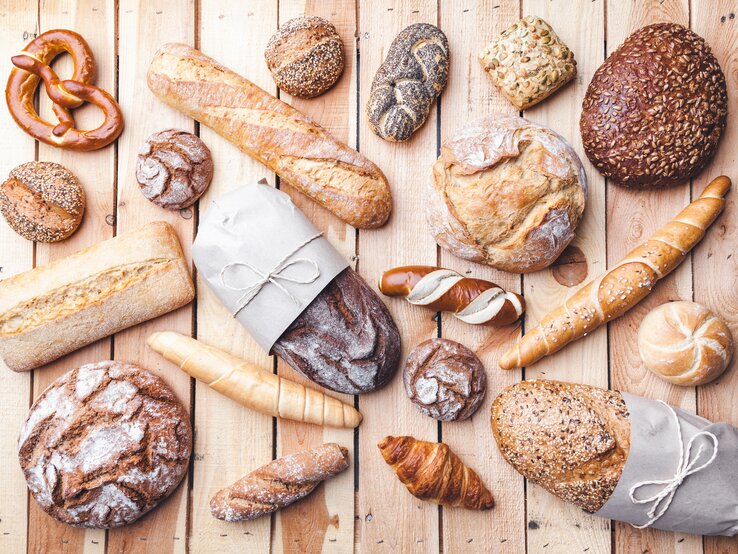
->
[628, 401, 719, 529]
[219, 233, 322, 317]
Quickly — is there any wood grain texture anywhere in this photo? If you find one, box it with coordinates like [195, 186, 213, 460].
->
[355, 1, 441, 551]
[108, 1, 195, 552]
[29, 1, 113, 552]
[437, 1, 525, 552]
[521, 2, 610, 553]
[605, 2, 701, 554]
[0, 2, 36, 553]
[191, 1, 276, 552]
[691, 3, 738, 554]
[272, 1, 357, 553]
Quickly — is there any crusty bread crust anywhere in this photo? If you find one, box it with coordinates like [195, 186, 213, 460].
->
[491, 380, 630, 513]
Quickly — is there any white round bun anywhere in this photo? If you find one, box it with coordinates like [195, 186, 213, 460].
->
[638, 301, 733, 386]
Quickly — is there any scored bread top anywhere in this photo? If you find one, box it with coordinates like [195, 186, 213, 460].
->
[492, 380, 630, 513]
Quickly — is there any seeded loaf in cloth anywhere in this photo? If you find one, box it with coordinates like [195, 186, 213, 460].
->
[0, 221, 194, 372]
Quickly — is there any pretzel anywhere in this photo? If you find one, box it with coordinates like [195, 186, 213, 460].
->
[379, 265, 525, 326]
[5, 29, 123, 151]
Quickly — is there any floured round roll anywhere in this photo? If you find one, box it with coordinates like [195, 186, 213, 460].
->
[428, 114, 587, 273]
[638, 301, 733, 386]
[18, 361, 192, 528]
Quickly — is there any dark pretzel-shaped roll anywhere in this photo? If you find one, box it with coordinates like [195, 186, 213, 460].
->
[379, 265, 525, 326]
[5, 29, 123, 151]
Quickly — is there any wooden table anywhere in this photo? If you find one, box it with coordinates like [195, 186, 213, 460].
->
[0, 1, 735, 553]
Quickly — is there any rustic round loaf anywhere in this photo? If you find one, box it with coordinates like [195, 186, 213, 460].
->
[136, 129, 214, 210]
[428, 113, 587, 273]
[638, 301, 734, 386]
[0, 161, 85, 242]
[404, 338, 486, 421]
[264, 16, 344, 99]
[18, 361, 192, 528]
[580, 23, 727, 188]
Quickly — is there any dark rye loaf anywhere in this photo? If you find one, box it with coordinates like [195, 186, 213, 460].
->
[492, 380, 630, 513]
[272, 268, 401, 394]
[580, 23, 727, 188]
[18, 361, 192, 528]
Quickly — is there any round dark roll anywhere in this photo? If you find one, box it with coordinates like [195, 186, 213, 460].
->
[580, 23, 727, 188]
[403, 338, 486, 421]
[136, 129, 214, 210]
[0, 161, 85, 242]
[265, 16, 345, 99]
[273, 268, 401, 394]
[18, 361, 192, 528]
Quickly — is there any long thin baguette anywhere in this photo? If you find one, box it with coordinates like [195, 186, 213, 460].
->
[147, 331, 362, 428]
[500, 176, 731, 369]
[210, 443, 349, 521]
[147, 43, 392, 229]
[0, 222, 194, 372]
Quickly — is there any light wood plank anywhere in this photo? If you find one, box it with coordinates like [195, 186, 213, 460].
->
[605, 1, 702, 553]
[109, 1, 195, 552]
[0, 2, 36, 553]
[691, 3, 738, 554]
[437, 1, 525, 552]
[520, 1, 610, 553]
[191, 1, 277, 552]
[272, 1, 357, 553]
[356, 1, 440, 551]
[30, 1, 114, 552]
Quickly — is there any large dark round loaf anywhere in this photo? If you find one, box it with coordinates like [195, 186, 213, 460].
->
[18, 361, 192, 528]
[273, 268, 401, 394]
[580, 23, 727, 188]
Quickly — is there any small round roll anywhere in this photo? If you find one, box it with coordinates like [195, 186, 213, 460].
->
[638, 301, 733, 386]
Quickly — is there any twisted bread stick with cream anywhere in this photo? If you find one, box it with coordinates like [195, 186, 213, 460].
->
[500, 176, 731, 369]
[379, 265, 524, 326]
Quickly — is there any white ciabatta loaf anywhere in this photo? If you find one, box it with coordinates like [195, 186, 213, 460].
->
[428, 114, 587, 273]
[638, 301, 734, 386]
[0, 222, 194, 372]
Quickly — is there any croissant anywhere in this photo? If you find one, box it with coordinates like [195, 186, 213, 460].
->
[378, 435, 494, 510]
[210, 443, 349, 521]
[500, 175, 731, 369]
[378, 265, 524, 325]
[147, 332, 362, 428]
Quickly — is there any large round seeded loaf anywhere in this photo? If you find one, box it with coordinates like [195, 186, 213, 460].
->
[18, 361, 192, 528]
[580, 23, 727, 188]
[492, 380, 630, 513]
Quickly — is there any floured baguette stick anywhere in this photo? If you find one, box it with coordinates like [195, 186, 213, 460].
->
[379, 265, 524, 326]
[147, 332, 362, 428]
[500, 175, 731, 369]
[210, 443, 349, 521]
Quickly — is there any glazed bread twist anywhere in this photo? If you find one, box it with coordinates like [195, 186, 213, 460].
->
[500, 176, 731, 369]
[210, 443, 349, 521]
[147, 43, 391, 229]
[366, 23, 449, 142]
[378, 436, 494, 510]
[379, 265, 524, 326]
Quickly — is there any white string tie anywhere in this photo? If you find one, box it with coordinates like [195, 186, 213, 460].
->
[219, 232, 322, 317]
[628, 400, 719, 529]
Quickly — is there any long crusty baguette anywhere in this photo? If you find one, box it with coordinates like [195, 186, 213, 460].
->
[500, 176, 731, 369]
[492, 380, 630, 513]
[210, 443, 349, 521]
[0, 222, 194, 372]
[147, 43, 391, 229]
[377, 436, 494, 510]
[147, 332, 361, 428]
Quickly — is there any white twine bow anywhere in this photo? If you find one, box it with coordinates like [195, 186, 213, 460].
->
[628, 400, 719, 529]
[219, 232, 322, 317]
